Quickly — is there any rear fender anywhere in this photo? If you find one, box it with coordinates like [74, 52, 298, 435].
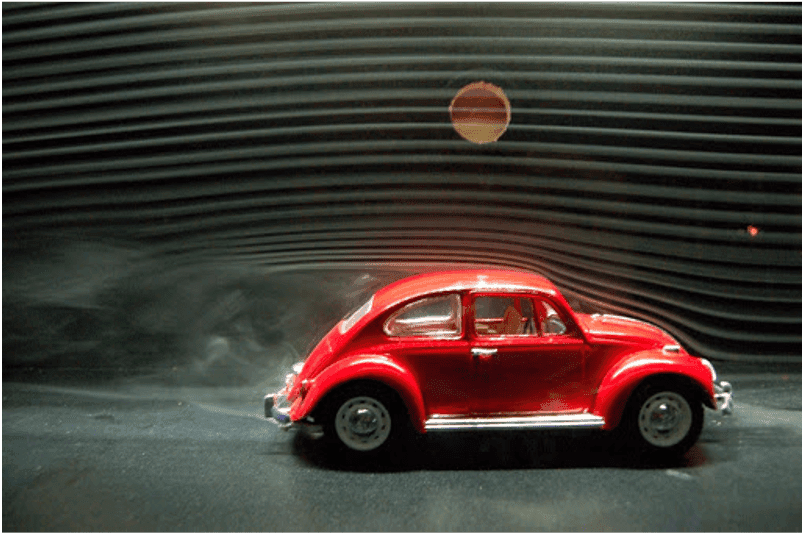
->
[290, 353, 427, 433]
[591, 350, 716, 430]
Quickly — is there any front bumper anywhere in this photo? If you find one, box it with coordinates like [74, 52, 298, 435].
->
[701, 359, 733, 415]
[714, 380, 734, 415]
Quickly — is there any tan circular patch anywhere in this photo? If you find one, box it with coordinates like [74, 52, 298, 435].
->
[449, 81, 511, 144]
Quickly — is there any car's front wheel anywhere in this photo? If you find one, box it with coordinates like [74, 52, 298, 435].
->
[321, 382, 408, 456]
[623, 378, 704, 458]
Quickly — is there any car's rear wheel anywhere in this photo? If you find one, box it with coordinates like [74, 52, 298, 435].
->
[623, 378, 704, 458]
[334, 395, 393, 451]
[321, 382, 408, 456]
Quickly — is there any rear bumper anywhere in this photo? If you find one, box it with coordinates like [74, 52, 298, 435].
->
[264, 392, 293, 430]
[264, 388, 323, 438]
[714, 380, 734, 415]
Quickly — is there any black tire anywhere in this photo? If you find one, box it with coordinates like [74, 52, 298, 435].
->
[621, 378, 704, 459]
[319, 382, 410, 457]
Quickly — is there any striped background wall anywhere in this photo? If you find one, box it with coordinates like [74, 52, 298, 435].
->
[4, 3, 801, 363]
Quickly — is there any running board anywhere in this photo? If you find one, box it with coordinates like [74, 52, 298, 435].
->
[424, 413, 605, 432]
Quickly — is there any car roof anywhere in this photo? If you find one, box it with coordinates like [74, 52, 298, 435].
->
[372, 269, 559, 314]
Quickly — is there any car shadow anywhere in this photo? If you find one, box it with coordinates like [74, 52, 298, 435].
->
[292, 430, 710, 473]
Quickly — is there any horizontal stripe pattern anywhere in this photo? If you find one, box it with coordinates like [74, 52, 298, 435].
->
[3, 2, 801, 362]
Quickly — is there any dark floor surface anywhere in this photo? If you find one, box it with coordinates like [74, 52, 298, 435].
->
[4, 368, 802, 531]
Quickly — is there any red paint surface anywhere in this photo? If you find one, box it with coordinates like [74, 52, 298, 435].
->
[283, 269, 716, 433]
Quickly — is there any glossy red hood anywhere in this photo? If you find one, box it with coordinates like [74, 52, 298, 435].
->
[576, 313, 679, 349]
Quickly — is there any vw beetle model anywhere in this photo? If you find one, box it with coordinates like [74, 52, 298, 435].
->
[266, 269, 733, 458]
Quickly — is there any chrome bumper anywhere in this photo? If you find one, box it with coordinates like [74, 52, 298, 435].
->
[264, 391, 293, 430]
[264, 365, 324, 438]
[265, 363, 303, 430]
[714, 380, 734, 415]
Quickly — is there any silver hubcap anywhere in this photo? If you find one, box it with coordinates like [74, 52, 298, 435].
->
[638, 391, 692, 447]
[335, 396, 391, 451]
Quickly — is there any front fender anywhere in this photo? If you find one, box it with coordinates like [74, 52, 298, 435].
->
[290, 353, 427, 433]
[591, 350, 716, 430]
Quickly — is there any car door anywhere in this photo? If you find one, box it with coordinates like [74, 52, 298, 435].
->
[469, 293, 589, 415]
[383, 293, 480, 416]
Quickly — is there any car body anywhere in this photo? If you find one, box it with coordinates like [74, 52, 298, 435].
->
[266, 269, 733, 457]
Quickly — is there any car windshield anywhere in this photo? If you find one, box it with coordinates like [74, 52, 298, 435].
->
[340, 294, 374, 334]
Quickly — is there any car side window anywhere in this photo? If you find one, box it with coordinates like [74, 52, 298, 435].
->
[474, 296, 537, 336]
[540, 301, 568, 336]
[384, 294, 462, 337]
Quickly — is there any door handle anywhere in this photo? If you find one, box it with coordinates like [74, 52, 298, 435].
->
[471, 348, 497, 360]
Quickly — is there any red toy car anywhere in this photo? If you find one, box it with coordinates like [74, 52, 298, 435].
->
[266, 269, 733, 458]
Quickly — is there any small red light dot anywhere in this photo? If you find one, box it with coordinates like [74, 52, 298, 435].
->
[747, 225, 759, 236]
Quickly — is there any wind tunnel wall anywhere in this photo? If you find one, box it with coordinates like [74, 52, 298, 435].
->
[3, 3, 801, 363]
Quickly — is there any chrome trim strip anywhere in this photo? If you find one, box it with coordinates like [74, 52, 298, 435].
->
[471, 347, 498, 358]
[424, 413, 605, 431]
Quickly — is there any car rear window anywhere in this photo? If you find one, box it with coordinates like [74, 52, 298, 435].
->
[384, 294, 462, 337]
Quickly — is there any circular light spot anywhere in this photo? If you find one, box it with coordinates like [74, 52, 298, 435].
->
[449, 81, 511, 144]
[747, 225, 759, 237]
